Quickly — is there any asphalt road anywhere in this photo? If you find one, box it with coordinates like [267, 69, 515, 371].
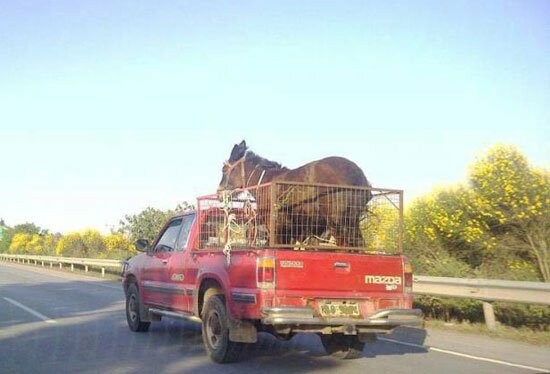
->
[1, 262, 549, 374]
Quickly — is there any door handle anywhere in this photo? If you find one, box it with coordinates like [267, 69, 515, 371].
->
[162, 260, 168, 265]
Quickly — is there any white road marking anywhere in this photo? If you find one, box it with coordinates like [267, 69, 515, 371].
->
[378, 337, 548, 372]
[3, 297, 57, 324]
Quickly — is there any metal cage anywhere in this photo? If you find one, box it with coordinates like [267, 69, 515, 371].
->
[197, 182, 403, 253]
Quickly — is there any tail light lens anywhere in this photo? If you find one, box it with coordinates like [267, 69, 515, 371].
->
[403, 257, 413, 293]
[257, 256, 276, 289]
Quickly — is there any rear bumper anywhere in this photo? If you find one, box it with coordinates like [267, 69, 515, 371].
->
[261, 307, 423, 329]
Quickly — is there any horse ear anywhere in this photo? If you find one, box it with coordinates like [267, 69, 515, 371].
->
[229, 140, 248, 162]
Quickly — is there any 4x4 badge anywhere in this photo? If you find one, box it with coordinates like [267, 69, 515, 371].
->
[171, 273, 184, 281]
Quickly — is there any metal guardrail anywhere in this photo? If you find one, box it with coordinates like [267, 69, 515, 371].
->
[414, 275, 550, 305]
[2, 253, 549, 329]
[413, 275, 550, 329]
[0, 254, 122, 277]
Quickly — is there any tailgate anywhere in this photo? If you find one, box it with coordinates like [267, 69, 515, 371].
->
[273, 250, 404, 295]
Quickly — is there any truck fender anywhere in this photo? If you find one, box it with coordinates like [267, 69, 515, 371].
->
[194, 272, 228, 316]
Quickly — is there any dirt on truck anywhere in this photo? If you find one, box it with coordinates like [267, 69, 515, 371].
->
[122, 181, 422, 363]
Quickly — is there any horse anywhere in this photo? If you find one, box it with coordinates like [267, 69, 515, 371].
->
[218, 140, 372, 247]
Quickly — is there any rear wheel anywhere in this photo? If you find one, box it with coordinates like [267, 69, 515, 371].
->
[201, 295, 244, 363]
[125, 283, 150, 332]
[320, 334, 365, 359]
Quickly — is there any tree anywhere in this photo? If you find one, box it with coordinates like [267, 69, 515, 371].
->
[27, 234, 44, 255]
[12, 222, 43, 235]
[9, 233, 31, 254]
[1, 222, 45, 254]
[405, 186, 489, 268]
[404, 144, 549, 281]
[81, 229, 106, 257]
[469, 145, 549, 281]
[103, 233, 136, 259]
[118, 207, 171, 243]
[55, 232, 86, 257]
[42, 233, 59, 255]
[0, 222, 12, 253]
[118, 203, 194, 243]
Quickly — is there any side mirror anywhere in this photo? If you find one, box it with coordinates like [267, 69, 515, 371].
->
[135, 239, 150, 252]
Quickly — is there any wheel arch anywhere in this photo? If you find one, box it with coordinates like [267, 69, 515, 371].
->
[196, 277, 225, 318]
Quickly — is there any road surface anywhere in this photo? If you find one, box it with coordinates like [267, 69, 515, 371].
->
[1, 262, 548, 374]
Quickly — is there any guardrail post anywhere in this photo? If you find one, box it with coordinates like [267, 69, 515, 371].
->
[41, 261, 44, 267]
[59, 263, 62, 269]
[71, 264, 74, 272]
[482, 301, 497, 330]
[50, 262, 53, 268]
[85, 265, 89, 273]
[101, 267, 105, 277]
[34, 260, 37, 265]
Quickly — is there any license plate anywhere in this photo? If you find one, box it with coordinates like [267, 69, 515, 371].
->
[318, 301, 360, 318]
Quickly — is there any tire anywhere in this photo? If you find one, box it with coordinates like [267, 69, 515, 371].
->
[320, 334, 365, 359]
[201, 295, 244, 363]
[126, 283, 151, 332]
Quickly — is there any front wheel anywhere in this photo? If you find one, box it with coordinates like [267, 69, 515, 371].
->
[320, 334, 365, 359]
[201, 295, 244, 363]
[126, 283, 151, 332]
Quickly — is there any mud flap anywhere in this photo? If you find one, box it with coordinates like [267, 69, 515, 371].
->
[228, 318, 258, 343]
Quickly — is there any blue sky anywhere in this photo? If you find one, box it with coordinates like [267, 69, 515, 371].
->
[0, 1, 548, 233]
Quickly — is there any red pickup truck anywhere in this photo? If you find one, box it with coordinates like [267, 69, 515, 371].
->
[122, 182, 422, 363]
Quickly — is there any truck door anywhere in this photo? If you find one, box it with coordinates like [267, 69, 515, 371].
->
[141, 217, 184, 308]
[167, 213, 195, 312]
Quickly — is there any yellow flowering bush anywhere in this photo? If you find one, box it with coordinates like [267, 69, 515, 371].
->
[361, 203, 400, 252]
[405, 144, 549, 281]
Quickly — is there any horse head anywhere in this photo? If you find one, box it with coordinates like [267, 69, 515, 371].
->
[218, 140, 285, 192]
[218, 140, 249, 191]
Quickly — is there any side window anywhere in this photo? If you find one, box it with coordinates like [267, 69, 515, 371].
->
[175, 214, 195, 251]
[155, 218, 183, 252]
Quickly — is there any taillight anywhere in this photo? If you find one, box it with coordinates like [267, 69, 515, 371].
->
[403, 257, 413, 293]
[256, 256, 276, 289]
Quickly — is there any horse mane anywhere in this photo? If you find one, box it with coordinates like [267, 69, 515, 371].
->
[245, 151, 284, 170]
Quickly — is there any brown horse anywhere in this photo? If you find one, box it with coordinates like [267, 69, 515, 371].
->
[218, 140, 371, 247]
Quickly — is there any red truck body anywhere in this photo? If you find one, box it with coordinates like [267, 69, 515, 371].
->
[122, 182, 422, 363]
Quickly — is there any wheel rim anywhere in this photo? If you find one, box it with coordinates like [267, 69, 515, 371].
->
[128, 294, 138, 323]
[206, 310, 222, 349]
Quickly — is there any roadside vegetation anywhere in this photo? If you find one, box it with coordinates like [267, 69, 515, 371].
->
[401, 144, 549, 333]
[0, 202, 194, 260]
[1, 143, 548, 331]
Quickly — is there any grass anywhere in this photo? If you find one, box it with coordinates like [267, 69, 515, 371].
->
[425, 318, 550, 346]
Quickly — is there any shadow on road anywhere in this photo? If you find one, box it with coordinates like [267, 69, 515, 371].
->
[0, 279, 428, 373]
